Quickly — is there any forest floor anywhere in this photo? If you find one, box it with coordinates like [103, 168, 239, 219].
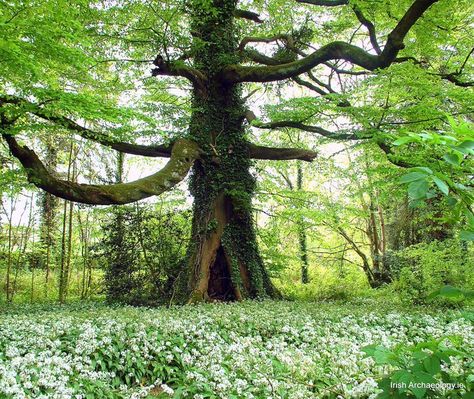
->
[0, 299, 472, 399]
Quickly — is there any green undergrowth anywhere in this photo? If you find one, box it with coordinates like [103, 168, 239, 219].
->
[0, 299, 473, 398]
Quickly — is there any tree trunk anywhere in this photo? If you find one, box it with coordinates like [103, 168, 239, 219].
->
[58, 141, 74, 303]
[40, 134, 58, 299]
[179, 0, 279, 302]
[296, 162, 309, 284]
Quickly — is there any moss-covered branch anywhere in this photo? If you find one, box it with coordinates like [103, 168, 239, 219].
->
[0, 95, 173, 157]
[233, 9, 263, 23]
[248, 144, 317, 162]
[3, 134, 200, 205]
[295, 0, 348, 5]
[222, 0, 438, 83]
[151, 55, 207, 94]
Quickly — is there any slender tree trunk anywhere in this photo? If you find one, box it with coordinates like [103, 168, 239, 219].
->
[64, 199, 74, 298]
[11, 194, 35, 302]
[77, 210, 90, 299]
[180, 0, 279, 302]
[4, 197, 14, 302]
[369, 200, 381, 273]
[296, 162, 309, 284]
[59, 141, 74, 303]
[40, 135, 58, 299]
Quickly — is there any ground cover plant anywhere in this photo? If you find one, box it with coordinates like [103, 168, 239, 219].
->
[1, 300, 473, 399]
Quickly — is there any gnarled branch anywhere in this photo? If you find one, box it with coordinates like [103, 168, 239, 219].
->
[248, 143, 317, 161]
[151, 55, 207, 93]
[221, 0, 438, 83]
[3, 134, 200, 205]
[295, 0, 348, 6]
[241, 49, 285, 66]
[0, 95, 174, 157]
[233, 9, 263, 23]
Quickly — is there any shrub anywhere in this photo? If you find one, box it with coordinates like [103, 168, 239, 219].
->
[100, 205, 191, 306]
[390, 240, 473, 305]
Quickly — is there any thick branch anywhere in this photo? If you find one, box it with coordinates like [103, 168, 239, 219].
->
[233, 9, 263, 23]
[223, 41, 381, 82]
[151, 55, 207, 93]
[222, 0, 438, 83]
[440, 72, 474, 87]
[255, 120, 366, 140]
[3, 134, 200, 205]
[296, 0, 348, 6]
[0, 95, 173, 157]
[248, 143, 317, 162]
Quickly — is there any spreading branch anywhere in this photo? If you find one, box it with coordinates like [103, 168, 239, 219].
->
[295, 0, 348, 6]
[221, 0, 438, 83]
[233, 9, 263, 23]
[440, 72, 474, 87]
[2, 134, 200, 205]
[241, 48, 285, 66]
[151, 55, 207, 93]
[323, 62, 370, 75]
[0, 95, 173, 157]
[255, 120, 368, 141]
[248, 144, 317, 162]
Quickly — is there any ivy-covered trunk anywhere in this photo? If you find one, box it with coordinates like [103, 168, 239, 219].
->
[179, 0, 278, 302]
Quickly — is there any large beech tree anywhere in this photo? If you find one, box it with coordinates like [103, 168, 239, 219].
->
[1, 0, 472, 302]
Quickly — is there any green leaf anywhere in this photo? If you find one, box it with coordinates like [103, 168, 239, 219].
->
[423, 355, 441, 375]
[393, 136, 418, 145]
[432, 176, 449, 195]
[392, 370, 412, 386]
[411, 386, 426, 399]
[408, 180, 429, 200]
[439, 285, 464, 299]
[460, 231, 474, 241]
[412, 167, 433, 175]
[399, 172, 427, 183]
[459, 140, 474, 150]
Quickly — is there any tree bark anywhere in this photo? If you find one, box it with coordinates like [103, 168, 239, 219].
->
[296, 163, 310, 284]
[177, 0, 279, 302]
